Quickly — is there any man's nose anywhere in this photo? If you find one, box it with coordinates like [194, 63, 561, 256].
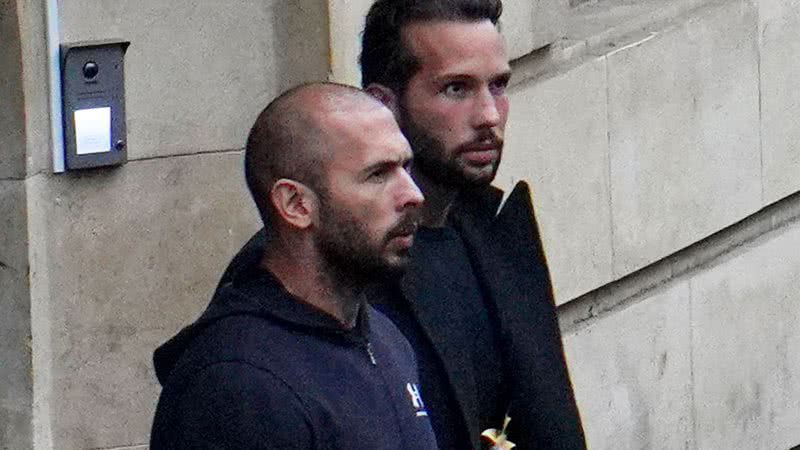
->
[397, 168, 424, 210]
[473, 87, 502, 129]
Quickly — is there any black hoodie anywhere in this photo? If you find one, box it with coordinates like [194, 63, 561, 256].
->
[150, 264, 438, 450]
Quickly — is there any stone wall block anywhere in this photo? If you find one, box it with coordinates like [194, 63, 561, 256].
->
[498, 57, 613, 303]
[606, 0, 762, 277]
[759, 0, 800, 204]
[59, 0, 328, 161]
[501, 0, 567, 60]
[328, 0, 373, 84]
[563, 282, 694, 449]
[0, 180, 33, 449]
[15, 0, 52, 176]
[1, 0, 27, 179]
[691, 220, 800, 450]
[26, 153, 260, 449]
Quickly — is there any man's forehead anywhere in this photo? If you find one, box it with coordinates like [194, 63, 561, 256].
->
[323, 110, 412, 174]
[300, 89, 382, 116]
[320, 105, 404, 153]
[402, 19, 507, 65]
[323, 101, 393, 134]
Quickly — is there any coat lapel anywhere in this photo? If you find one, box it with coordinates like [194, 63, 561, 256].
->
[400, 252, 481, 450]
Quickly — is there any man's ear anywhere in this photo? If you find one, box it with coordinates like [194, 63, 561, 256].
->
[365, 83, 400, 117]
[269, 179, 318, 230]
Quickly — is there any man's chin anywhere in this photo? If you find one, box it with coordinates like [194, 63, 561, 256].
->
[459, 168, 497, 187]
[386, 254, 412, 273]
[389, 250, 417, 270]
[455, 160, 499, 186]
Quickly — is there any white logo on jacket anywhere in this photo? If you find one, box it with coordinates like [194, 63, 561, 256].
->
[406, 383, 428, 417]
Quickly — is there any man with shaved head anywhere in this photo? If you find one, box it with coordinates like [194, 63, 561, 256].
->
[150, 83, 437, 449]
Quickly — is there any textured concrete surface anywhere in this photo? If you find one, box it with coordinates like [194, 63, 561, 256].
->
[691, 220, 800, 450]
[27, 174, 56, 450]
[565, 0, 709, 51]
[0, 0, 27, 179]
[498, 57, 613, 303]
[328, 0, 372, 84]
[499, 0, 539, 60]
[759, 0, 800, 205]
[501, 0, 566, 60]
[0, 180, 33, 449]
[59, 0, 328, 162]
[606, 0, 762, 277]
[14, 0, 51, 177]
[563, 282, 693, 449]
[25, 153, 260, 448]
[272, 0, 330, 92]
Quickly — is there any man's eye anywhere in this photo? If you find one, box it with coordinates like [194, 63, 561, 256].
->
[443, 83, 467, 97]
[368, 169, 388, 182]
[489, 78, 509, 96]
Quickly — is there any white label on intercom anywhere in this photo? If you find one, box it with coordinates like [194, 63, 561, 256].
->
[74, 107, 111, 155]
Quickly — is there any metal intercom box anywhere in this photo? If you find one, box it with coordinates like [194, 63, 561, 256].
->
[61, 40, 129, 170]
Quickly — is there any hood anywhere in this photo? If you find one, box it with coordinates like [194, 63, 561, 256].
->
[153, 263, 369, 385]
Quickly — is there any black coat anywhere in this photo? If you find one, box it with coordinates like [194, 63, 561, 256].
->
[214, 181, 585, 449]
[444, 182, 586, 449]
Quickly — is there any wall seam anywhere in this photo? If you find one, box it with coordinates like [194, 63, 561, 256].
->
[688, 279, 697, 449]
[756, 0, 765, 206]
[558, 189, 800, 334]
[123, 147, 244, 164]
[89, 444, 148, 450]
[39, 148, 246, 175]
[602, 54, 617, 279]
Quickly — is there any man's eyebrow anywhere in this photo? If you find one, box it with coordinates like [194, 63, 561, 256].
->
[361, 154, 412, 175]
[494, 71, 512, 82]
[433, 70, 512, 84]
[432, 73, 472, 84]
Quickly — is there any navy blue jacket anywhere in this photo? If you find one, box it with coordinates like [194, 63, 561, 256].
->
[150, 266, 438, 449]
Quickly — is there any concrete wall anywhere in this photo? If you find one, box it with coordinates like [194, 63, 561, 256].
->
[563, 204, 800, 449]
[0, 179, 32, 449]
[2, 0, 800, 448]
[494, 0, 800, 447]
[498, 0, 771, 301]
[1, 0, 33, 448]
[760, 0, 800, 204]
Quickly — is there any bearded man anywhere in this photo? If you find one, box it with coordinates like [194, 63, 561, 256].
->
[150, 83, 437, 450]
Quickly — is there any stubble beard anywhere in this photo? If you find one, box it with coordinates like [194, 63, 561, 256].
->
[314, 193, 413, 290]
[398, 106, 502, 189]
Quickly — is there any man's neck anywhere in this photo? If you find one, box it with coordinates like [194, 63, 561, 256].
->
[262, 244, 363, 329]
[413, 171, 459, 228]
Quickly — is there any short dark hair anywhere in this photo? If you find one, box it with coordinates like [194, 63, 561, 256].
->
[244, 82, 368, 228]
[360, 0, 502, 93]
[244, 82, 368, 229]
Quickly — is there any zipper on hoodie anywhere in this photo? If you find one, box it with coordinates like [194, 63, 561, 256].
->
[365, 341, 377, 366]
